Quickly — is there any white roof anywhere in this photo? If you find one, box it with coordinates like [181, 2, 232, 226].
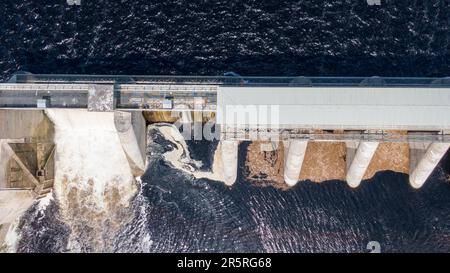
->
[217, 87, 450, 130]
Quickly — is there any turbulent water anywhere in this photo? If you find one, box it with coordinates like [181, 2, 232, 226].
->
[12, 124, 450, 253]
[1, 1, 450, 252]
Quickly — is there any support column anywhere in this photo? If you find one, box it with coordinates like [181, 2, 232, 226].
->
[114, 111, 146, 175]
[346, 141, 379, 188]
[345, 141, 359, 172]
[409, 142, 450, 189]
[409, 142, 430, 176]
[283, 140, 308, 187]
[220, 140, 238, 186]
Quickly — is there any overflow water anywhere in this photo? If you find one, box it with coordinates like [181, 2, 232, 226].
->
[10, 110, 138, 252]
[8, 124, 450, 253]
[1, 1, 450, 252]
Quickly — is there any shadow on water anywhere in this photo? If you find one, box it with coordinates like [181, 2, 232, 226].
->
[14, 127, 450, 253]
[127, 129, 450, 253]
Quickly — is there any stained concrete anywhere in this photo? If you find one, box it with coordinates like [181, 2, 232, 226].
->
[0, 110, 54, 141]
[0, 110, 55, 248]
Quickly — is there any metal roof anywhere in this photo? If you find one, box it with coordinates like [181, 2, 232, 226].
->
[217, 86, 450, 130]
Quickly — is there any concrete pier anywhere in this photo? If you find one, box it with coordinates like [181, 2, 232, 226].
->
[220, 140, 239, 186]
[283, 140, 308, 186]
[409, 143, 450, 189]
[114, 111, 146, 175]
[346, 142, 379, 188]
[345, 141, 359, 172]
[409, 142, 430, 177]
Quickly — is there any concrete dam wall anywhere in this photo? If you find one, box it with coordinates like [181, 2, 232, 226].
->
[0, 109, 147, 251]
[0, 109, 54, 248]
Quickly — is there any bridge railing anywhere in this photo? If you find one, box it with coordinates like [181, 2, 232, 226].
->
[0, 84, 89, 108]
[13, 73, 450, 87]
[0, 83, 217, 110]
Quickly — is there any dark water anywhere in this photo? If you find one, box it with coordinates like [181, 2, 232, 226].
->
[4, 1, 450, 252]
[123, 127, 450, 253]
[1, 0, 450, 81]
[16, 125, 450, 253]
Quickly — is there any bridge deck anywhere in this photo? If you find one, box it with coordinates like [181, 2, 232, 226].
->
[1, 75, 450, 132]
[0, 83, 217, 111]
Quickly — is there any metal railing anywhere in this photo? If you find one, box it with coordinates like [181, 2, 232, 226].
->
[12, 73, 450, 87]
[0, 83, 217, 110]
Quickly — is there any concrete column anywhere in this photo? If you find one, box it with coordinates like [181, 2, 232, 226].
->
[283, 140, 308, 186]
[220, 140, 238, 186]
[409, 142, 450, 189]
[114, 111, 146, 174]
[346, 141, 379, 188]
[130, 111, 147, 164]
[409, 142, 430, 176]
[345, 141, 359, 172]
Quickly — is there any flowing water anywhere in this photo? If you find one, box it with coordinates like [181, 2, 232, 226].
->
[10, 124, 450, 253]
[1, 1, 450, 252]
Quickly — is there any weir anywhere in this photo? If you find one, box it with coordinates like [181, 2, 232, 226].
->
[1, 74, 450, 189]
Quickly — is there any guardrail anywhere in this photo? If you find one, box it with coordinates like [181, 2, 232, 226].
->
[0, 83, 217, 110]
[12, 74, 450, 87]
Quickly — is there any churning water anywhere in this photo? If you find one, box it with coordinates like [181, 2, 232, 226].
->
[12, 125, 450, 253]
[1, 1, 450, 252]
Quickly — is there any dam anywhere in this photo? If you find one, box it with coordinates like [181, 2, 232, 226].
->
[1, 73, 450, 195]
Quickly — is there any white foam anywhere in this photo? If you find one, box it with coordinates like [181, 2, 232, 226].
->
[45, 109, 137, 208]
[45, 109, 138, 251]
[155, 125, 225, 183]
[3, 219, 20, 252]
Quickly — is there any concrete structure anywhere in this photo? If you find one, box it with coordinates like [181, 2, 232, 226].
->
[0, 190, 34, 225]
[217, 85, 450, 187]
[346, 142, 379, 188]
[114, 111, 146, 175]
[88, 84, 115, 112]
[410, 143, 450, 188]
[0, 109, 56, 248]
[220, 140, 239, 185]
[0, 189, 34, 245]
[217, 87, 450, 130]
[1, 75, 450, 188]
[0, 110, 55, 196]
[283, 140, 308, 186]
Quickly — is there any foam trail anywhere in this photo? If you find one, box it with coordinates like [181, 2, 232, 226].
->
[44, 109, 137, 252]
[154, 124, 225, 183]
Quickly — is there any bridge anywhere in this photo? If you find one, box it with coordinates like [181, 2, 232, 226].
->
[1, 73, 450, 190]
